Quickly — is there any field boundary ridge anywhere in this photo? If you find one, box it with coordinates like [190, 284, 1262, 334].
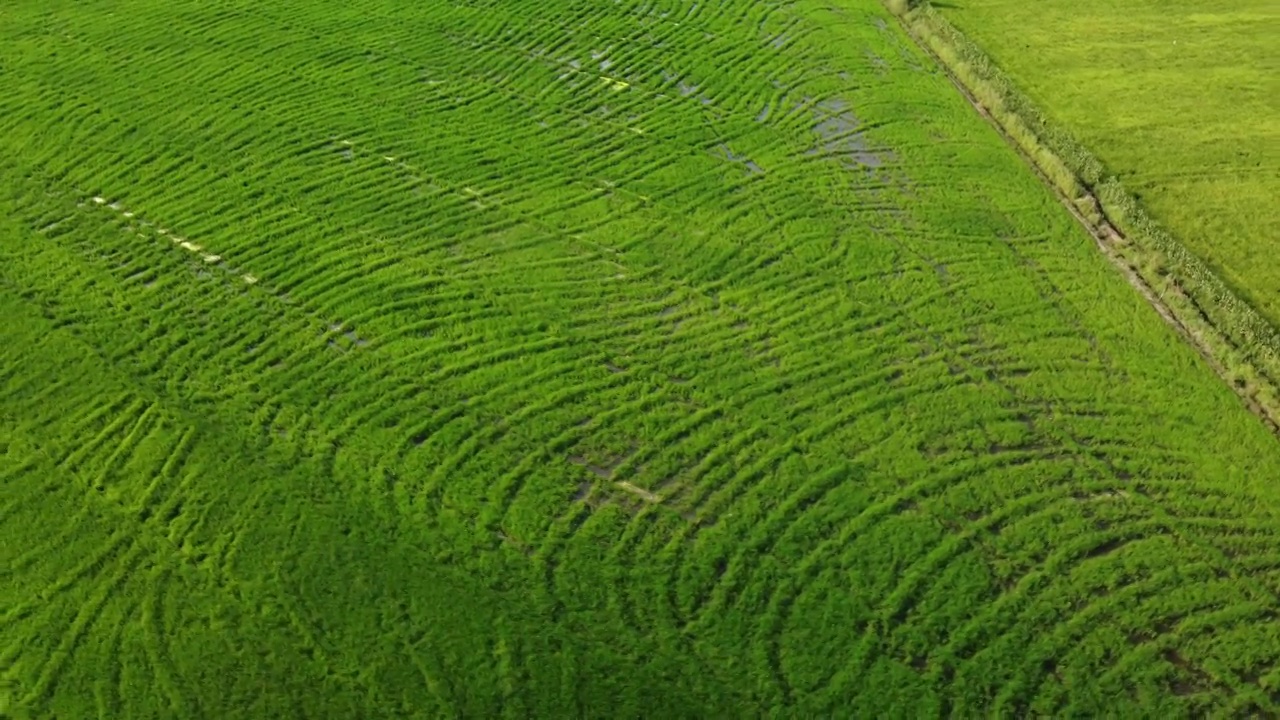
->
[884, 0, 1280, 435]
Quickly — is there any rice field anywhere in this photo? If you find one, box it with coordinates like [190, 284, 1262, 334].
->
[935, 0, 1280, 325]
[4, 0, 1280, 716]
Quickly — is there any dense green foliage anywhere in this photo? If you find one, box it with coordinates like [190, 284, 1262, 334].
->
[4, 0, 1280, 716]
[935, 0, 1280, 325]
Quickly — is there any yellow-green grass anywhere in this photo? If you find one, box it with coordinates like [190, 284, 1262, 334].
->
[936, 0, 1280, 323]
[5, 0, 1280, 716]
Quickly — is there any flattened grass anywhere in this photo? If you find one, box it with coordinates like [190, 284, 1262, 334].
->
[4, 0, 1280, 716]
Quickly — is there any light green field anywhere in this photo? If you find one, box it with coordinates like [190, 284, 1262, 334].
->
[936, 0, 1280, 323]
[5, 0, 1280, 716]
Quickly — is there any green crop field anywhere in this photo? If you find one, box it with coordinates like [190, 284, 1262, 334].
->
[935, 0, 1280, 325]
[5, 0, 1280, 716]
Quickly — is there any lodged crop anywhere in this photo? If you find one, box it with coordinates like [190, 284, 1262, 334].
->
[3, 0, 1280, 716]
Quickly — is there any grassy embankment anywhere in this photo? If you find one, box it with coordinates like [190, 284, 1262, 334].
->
[888, 0, 1280, 428]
